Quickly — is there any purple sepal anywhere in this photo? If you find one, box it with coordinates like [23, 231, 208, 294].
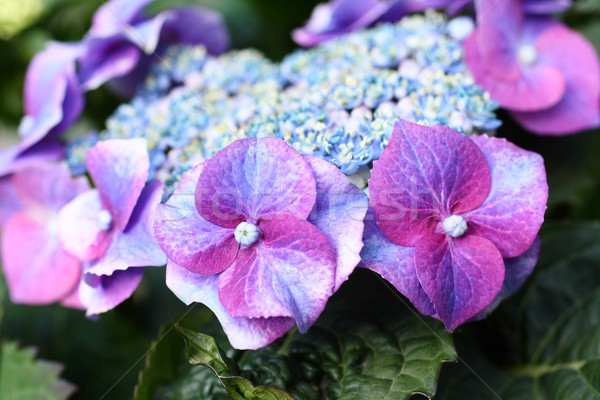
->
[470, 236, 540, 321]
[359, 209, 435, 316]
[80, 268, 145, 317]
[304, 154, 368, 291]
[166, 261, 296, 350]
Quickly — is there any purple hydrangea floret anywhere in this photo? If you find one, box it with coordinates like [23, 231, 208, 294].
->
[464, 0, 600, 135]
[154, 137, 368, 349]
[0, 163, 89, 305]
[292, 0, 452, 47]
[58, 138, 166, 316]
[362, 120, 548, 330]
[8, 0, 228, 177]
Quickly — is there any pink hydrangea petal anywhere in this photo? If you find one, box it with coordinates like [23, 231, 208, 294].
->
[369, 121, 491, 247]
[415, 234, 505, 330]
[471, 236, 540, 321]
[0, 177, 23, 225]
[80, 268, 144, 316]
[464, 33, 566, 112]
[11, 163, 89, 211]
[57, 189, 114, 262]
[166, 261, 296, 350]
[85, 138, 149, 231]
[359, 209, 435, 316]
[304, 155, 368, 291]
[465, 135, 547, 258]
[154, 163, 238, 274]
[60, 286, 85, 310]
[90, 0, 154, 37]
[218, 214, 336, 333]
[78, 38, 141, 91]
[473, 0, 523, 80]
[511, 23, 600, 135]
[87, 181, 166, 276]
[196, 138, 317, 228]
[1, 211, 81, 304]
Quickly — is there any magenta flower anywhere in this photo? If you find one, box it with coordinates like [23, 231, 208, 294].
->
[292, 0, 452, 47]
[464, 0, 600, 135]
[58, 138, 166, 316]
[14, 0, 229, 169]
[0, 163, 89, 305]
[363, 121, 548, 330]
[154, 138, 368, 349]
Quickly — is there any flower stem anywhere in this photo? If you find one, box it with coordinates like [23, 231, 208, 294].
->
[277, 326, 299, 356]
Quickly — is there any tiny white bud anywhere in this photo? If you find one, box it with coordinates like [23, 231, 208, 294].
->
[97, 210, 113, 231]
[518, 45, 537, 66]
[234, 222, 260, 246]
[443, 215, 467, 238]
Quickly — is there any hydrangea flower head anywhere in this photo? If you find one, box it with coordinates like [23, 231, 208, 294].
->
[0, 163, 89, 305]
[464, 0, 600, 135]
[154, 137, 368, 349]
[58, 138, 166, 315]
[364, 120, 548, 329]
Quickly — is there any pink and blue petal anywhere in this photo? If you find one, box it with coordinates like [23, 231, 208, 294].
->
[80, 268, 145, 316]
[166, 261, 296, 350]
[369, 121, 491, 247]
[2, 212, 82, 304]
[57, 190, 114, 262]
[217, 214, 336, 333]
[466, 135, 547, 258]
[304, 154, 368, 291]
[359, 209, 435, 316]
[471, 236, 540, 321]
[85, 138, 149, 231]
[87, 181, 166, 276]
[154, 164, 238, 274]
[415, 234, 505, 330]
[196, 138, 317, 227]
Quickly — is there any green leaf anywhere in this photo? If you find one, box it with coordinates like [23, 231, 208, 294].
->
[133, 325, 185, 400]
[171, 269, 455, 400]
[176, 324, 232, 376]
[0, 341, 75, 400]
[436, 222, 600, 399]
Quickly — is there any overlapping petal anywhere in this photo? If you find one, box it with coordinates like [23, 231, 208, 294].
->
[57, 190, 114, 262]
[166, 261, 296, 350]
[0, 138, 64, 178]
[196, 138, 317, 227]
[304, 154, 368, 290]
[415, 234, 504, 330]
[465, 135, 547, 258]
[90, 0, 154, 37]
[369, 121, 491, 247]
[80, 268, 145, 317]
[471, 236, 540, 320]
[154, 164, 238, 274]
[359, 209, 435, 316]
[85, 138, 149, 231]
[2, 212, 82, 304]
[217, 214, 335, 333]
[20, 42, 83, 148]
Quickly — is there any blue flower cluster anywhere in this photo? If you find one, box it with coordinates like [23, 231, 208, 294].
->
[66, 11, 501, 196]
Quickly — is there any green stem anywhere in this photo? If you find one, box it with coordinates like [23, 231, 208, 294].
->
[277, 326, 299, 356]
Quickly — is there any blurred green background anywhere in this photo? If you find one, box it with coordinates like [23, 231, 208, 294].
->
[0, 0, 599, 399]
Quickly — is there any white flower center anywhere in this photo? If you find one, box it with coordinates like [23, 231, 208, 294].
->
[234, 222, 260, 246]
[518, 45, 537, 66]
[443, 215, 467, 238]
[97, 210, 113, 231]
